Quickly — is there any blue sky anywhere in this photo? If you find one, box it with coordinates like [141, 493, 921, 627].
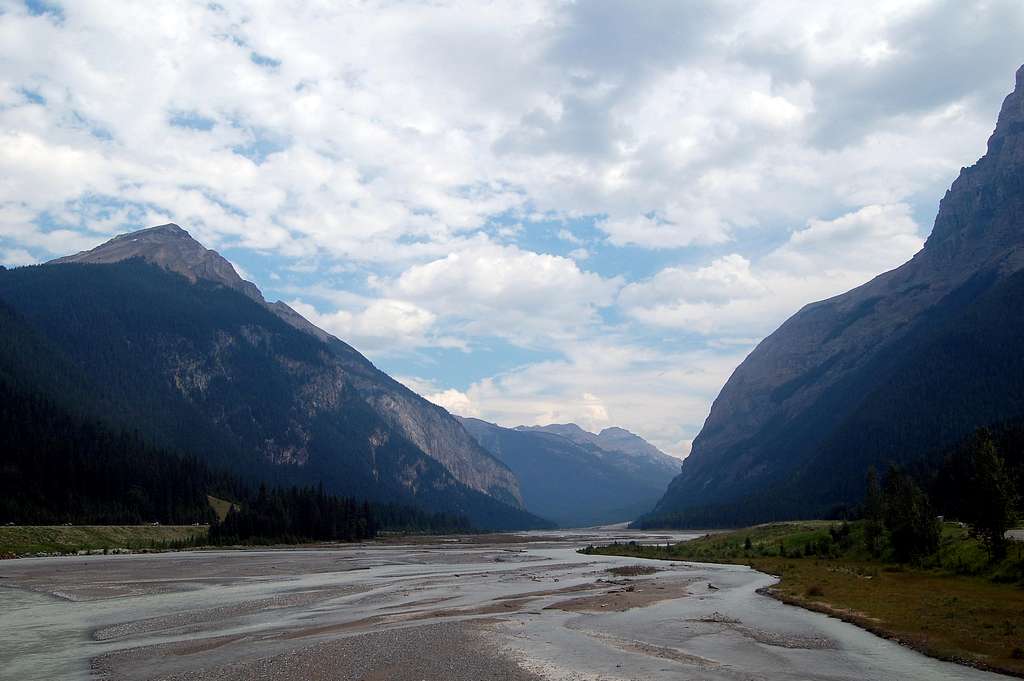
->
[1, 0, 1022, 455]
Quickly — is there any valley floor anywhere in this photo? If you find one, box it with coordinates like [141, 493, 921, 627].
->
[1, 528, 1018, 680]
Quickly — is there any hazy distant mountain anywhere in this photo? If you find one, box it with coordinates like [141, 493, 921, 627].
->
[518, 423, 681, 476]
[461, 418, 676, 527]
[644, 65, 1024, 528]
[0, 224, 549, 530]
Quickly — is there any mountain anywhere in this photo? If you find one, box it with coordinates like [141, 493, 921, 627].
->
[517, 423, 681, 476]
[643, 64, 1024, 528]
[50, 223, 265, 302]
[460, 418, 676, 527]
[0, 225, 550, 530]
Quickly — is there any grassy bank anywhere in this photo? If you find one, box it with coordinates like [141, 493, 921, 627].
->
[585, 521, 1024, 676]
[0, 524, 208, 557]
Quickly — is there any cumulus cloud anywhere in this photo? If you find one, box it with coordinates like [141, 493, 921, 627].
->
[383, 241, 620, 346]
[620, 204, 925, 336]
[557, 228, 582, 244]
[423, 388, 480, 418]
[286, 239, 619, 351]
[287, 298, 460, 354]
[765, 203, 924, 273]
[1, 247, 36, 266]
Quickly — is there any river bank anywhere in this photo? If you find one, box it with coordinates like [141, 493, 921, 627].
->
[586, 521, 1024, 677]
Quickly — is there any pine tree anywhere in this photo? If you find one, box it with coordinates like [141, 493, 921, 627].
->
[882, 466, 939, 562]
[960, 431, 1018, 560]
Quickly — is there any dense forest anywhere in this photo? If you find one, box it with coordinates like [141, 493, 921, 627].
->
[0, 378, 217, 525]
[209, 484, 471, 544]
[0, 376, 474, 542]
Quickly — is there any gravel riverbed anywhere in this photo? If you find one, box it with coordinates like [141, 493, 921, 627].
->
[0, 528, 1016, 681]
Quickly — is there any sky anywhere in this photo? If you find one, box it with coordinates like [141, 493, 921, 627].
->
[1, 0, 1022, 457]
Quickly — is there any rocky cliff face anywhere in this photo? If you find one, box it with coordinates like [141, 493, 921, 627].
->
[646, 65, 1024, 526]
[40, 225, 524, 514]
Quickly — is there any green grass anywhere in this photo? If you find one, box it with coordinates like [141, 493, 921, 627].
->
[207, 494, 235, 522]
[0, 525, 208, 556]
[586, 521, 1024, 677]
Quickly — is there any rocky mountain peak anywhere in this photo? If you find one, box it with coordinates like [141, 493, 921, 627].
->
[1004, 64, 1024, 117]
[146, 222, 189, 236]
[50, 223, 264, 303]
[924, 64, 1024, 261]
[986, 64, 1024, 150]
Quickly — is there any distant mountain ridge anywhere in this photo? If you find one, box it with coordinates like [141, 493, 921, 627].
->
[0, 225, 549, 529]
[643, 64, 1024, 528]
[517, 423, 681, 475]
[462, 417, 676, 527]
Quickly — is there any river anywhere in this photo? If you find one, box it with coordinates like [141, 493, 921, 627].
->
[0, 528, 1012, 680]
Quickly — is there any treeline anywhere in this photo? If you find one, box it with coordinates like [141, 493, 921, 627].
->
[0, 378, 475, 541]
[208, 485, 471, 544]
[210, 486, 373, 544]
[872, 428, 1021, 561]
[372, 502, 472, 534]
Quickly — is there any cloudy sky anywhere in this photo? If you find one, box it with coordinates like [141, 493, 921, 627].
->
[2, 0, 1022, 456]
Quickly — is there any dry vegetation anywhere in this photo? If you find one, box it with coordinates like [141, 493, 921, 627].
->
[606, 564, 659, 577]
[0, 524, 207, 557]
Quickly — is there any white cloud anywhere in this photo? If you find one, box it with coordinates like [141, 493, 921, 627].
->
[597, 210, 732, 249]
[765, 203, 923, 274]
[620, 204, 925, 336]
[1, 248, 36, 266]
[2, 0, 1015, 263]
[287, 298, 457, 353]
[384, 241, 620, 346]
[557, 228, 582, 244]
[288, 240, 620, 352]
[424, 388, 480, 418]
[621, 254, 766, 307]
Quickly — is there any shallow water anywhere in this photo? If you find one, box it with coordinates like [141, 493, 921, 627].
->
[0, 529, 1013, 680]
